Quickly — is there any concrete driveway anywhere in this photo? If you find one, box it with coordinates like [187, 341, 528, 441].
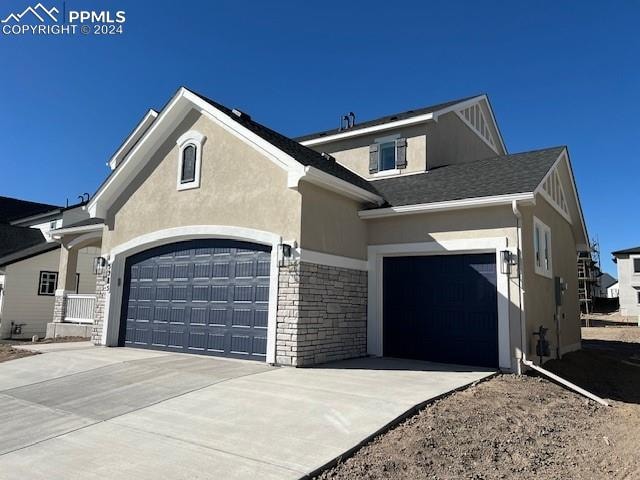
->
[0, 344, 494, 479]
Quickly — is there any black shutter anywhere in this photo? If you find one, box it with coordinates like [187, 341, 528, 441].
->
[369, 144, 379, 173]
[396, 138, 407, 169]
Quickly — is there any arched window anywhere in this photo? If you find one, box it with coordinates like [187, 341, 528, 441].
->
[181, 144, 197, 183]
[176, 131, 205, 191]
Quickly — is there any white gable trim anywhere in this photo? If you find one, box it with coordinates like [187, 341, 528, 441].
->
[300, 94, 507, 155]
[533, 148, 589, 246]
[108, 109, 158, 171]
[299, 113, 436, 147]
[88, 88, 382, 218]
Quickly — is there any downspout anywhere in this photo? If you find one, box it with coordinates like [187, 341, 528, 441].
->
[511, 200, 609, 407]
[512, 200, 527, 375]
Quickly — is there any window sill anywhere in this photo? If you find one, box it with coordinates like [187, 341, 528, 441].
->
[534, 266, 553, 279]
[177, 181, 200, 191]
[372, 169, 401, 178]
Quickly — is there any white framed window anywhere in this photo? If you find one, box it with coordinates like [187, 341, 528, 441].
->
[38, 271, 58, 296]
[38, 271, 80, 295]
[533, 216, 552, 278]
[369, 134, 407, 174]
[176, 130, 206, 191]
[633, 257, 640, 274]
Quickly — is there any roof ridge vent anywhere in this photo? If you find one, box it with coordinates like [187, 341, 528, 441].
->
[232, 108, 251, 121]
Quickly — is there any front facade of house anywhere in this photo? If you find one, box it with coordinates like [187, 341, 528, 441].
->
[612, 247, 640, 319]
[51, 88, 589, 371]
[0, 200, 98, 340]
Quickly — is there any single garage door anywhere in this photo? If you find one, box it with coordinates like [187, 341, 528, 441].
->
[119, 239, 271, 360]
[383, 253, 498, 368]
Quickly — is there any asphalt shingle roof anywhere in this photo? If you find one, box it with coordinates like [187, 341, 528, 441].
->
[0, 224, 46, 258]
[0, 196, 59, 224]
[191, 90, 380, 195]
[0, 241, 59, 267]
[294, 95, 481, 142]
[367, 146, 565, 208]
[612, 246, 640, 256]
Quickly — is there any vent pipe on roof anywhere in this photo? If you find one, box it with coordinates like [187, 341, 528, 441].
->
[338, 112, 356, 131]
[232, 108, 251, 121]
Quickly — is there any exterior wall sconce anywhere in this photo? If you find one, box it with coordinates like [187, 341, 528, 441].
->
[278, 243, 293, 267]
[93, 256, 108, 275]
[500, 250, 517, 275]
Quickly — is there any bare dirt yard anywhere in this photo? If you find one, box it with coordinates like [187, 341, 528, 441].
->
[317, 327, 640, 480]
[0, 344, 37, 363]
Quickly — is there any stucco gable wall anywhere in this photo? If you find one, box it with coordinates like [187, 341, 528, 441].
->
[307, 124, 427, 179]
[521, 195, 580, 359]
[101, 109, 302, 253]
[426, 111, 498, 170]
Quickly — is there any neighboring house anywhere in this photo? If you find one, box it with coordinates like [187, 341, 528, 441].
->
[595, 272, 617, 298]
[607, 281, 619, 299]
[50, 87, 589, 372]
[612, 246, 640, 319]
[0, 196, 98, 340]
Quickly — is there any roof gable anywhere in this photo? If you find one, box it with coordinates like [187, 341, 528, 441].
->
[296, 94, 507, 155]
[88, 88, 382, 217]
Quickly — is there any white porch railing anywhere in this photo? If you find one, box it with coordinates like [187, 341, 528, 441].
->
[64, 294, 96, 323]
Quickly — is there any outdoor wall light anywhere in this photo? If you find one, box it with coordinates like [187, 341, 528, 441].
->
[500, 250, 517, 275]
[93, 256, 108, 275]
[279, 243, 293, 267]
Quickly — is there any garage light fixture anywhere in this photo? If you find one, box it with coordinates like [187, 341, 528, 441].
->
[500, 250, 517, 275]
[279, 243, 293, 267]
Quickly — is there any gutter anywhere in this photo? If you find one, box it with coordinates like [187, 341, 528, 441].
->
[511, 199, 608, 407]
[359, 193, 535, 219]
[51, 223, 104, 239]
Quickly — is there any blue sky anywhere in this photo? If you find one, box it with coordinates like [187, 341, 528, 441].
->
[0, 0, 638, 274]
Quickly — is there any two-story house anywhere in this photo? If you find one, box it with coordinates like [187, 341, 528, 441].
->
[49, 87, 589, 372]
[612, 246, 640, 320]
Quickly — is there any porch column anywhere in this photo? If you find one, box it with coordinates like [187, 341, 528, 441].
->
[52, 246, 79, 323]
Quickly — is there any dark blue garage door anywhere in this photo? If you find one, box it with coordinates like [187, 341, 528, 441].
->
[383, 253, 498, 368]
[119, 239, 271, 360]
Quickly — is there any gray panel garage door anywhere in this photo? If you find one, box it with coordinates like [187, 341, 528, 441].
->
[119, 239, 271, 360]
[383, 253, 498, 368]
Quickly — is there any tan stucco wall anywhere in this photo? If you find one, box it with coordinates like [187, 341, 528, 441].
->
[298, 182, 368, 260]
[0, 246, 97, 339]
[521, 195, 581, 359]
[426, 111, 498, 169]
[366, 206, 517, 246]
[308, 123, 428, 179]
[102, 110, 302, 253]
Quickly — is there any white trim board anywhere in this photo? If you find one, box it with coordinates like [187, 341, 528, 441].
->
[297, 248, 368, 271]
[102, 225, 282, 364]
[367, 237, 512, 370]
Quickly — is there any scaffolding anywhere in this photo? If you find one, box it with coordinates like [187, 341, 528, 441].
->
[577, 241, 601, 314]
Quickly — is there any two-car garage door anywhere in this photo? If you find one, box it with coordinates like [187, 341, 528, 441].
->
[383, 253, 499, 368]
[119, 239, 271, 360]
